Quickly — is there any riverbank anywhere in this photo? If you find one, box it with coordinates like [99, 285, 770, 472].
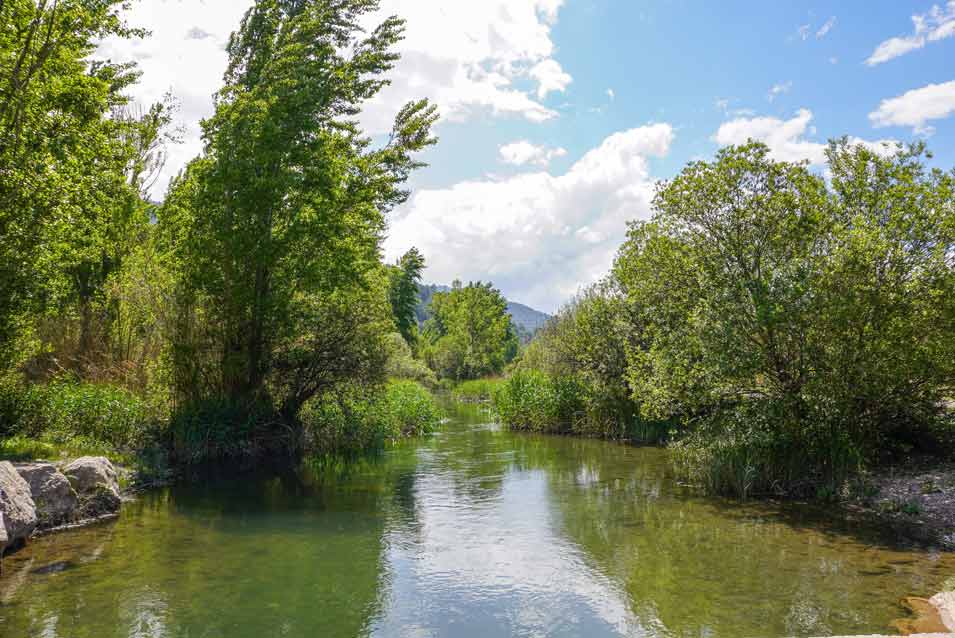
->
[844, 460, 955, 551]
[1, 457, 126, 554]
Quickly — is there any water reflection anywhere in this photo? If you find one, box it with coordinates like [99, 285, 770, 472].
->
[0, 400, 952, 637]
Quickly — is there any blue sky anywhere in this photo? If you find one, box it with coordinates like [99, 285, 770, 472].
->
[101, 1, 955, 312]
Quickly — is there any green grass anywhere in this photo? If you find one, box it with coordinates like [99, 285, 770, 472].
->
[0, 376, 156, 465]
[302, 379, 442, 454]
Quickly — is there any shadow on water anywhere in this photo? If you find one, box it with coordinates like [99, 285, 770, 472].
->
[0, 399, 952, 638]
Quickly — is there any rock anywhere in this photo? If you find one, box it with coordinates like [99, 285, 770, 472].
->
[0, 461, 37, 551]
[62, 457, 121, 517]
[931, 591, 955, 632]
[15, 462, 79, 528]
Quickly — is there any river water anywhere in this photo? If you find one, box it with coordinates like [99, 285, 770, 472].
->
[1, 401, 952, 637]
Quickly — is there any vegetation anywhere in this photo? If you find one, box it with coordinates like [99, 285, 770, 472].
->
[451, 378, 503, 402]
[388, 248, 426, 346]
[0, 0, 443, 467]
[420, 281, 519, 381]
[501, 140, 955, 498]
[302, 379, 441, 454]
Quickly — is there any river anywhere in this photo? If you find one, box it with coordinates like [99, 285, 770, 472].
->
[1, 400, 952, 637]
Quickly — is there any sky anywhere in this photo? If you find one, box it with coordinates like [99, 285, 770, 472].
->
[98, 1, 955, 313]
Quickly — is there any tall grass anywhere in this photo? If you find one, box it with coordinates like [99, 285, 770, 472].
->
[0, 375, 157, 462]
[302, 379, 441, 454]
[451, 378, 503, 402]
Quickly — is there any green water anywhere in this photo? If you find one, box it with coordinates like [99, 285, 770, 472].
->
[1, 402, 953, 637]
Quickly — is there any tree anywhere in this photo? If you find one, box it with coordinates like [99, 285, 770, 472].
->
[388, 247, 425, 346]
[422, 281, 518, 380]
[612, 140, 955, 494]
[161, 0, 438, 417]
[0, 0, 144, 368]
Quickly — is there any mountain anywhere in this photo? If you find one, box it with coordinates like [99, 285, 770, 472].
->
[415, 283, 551, 340]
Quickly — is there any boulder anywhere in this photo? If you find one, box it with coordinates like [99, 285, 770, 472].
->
[15, 462, 79, 528]
[62, 456, 121, 516]
[0, 461, 37, 551]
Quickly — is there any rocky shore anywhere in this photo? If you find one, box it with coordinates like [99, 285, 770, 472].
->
[0, 457, 124, 555]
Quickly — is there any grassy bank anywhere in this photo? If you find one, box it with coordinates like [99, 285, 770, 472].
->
[492, 371, 669, 444]
[1, 375, 441, 471]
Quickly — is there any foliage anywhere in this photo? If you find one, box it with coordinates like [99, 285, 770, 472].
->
[492, 370, 585, 434]
[159, 0, 437, 422]
[383, 332, 437, 387]
[388, 247, 425, 346]
[0, 0, 152, 369]
[0, 374, 157, 462]
[452, 378, 503, 402]
[613, 140, 955, 496]
[302, 379, 440, 454]
[420, 281, 518, 380]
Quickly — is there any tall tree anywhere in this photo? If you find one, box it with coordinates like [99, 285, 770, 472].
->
[161, 0, 437, 413]
[422, 281, 518, 380]
[388, 247, 425, 345]
[0, 0, 144, 368]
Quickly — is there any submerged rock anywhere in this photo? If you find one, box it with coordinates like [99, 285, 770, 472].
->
[62, 457, 121, 517]
[0, 461, 37, 551]
[15, 462, 80, 528]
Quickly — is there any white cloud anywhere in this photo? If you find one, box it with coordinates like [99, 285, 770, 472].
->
[714, 109, 899, 166]
[385, 124, 674, 312]
[869, 80, 955, 135]
[98, 0, 571, 198]
[499, 141, 568, 167]
[816, 16, 837, 39]
[606, 88, 615, 101]
[360, 0, 571, 130]
[767, 81, 792, 102]
[797, 24, 811, 41]
[866, 1, 955, 65]
[97, 1, 253, 198]
[529, 59, 572, 99]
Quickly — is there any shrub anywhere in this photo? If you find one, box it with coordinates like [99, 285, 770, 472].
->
[452, 378, 502, 402]
[670, 400, 864, 499]
[493, 370, 584, 434]
[0, 376, 158, 462]
[302, 380, 440, 454]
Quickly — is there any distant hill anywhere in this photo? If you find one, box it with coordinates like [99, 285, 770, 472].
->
[415, 283, 551, 341]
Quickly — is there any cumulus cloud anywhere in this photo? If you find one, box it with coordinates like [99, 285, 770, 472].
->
[360, 0, 571, 131]
[384, 124, 675, 312]
[97, 0, 571, 198]
[866, 1, 955, 65]
[529, 59, 572, 99]
[499, 141, 568, 167]
[869, 80, 955, 135]
[714, 109, 899, 166]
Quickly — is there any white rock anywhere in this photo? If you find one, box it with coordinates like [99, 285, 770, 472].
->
[16, 462, 80, 527]
[0, 461, 37, 550]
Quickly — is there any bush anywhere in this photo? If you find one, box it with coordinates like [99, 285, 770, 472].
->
[494, 370, 669, 442]
[452, 378, 502, 402]
[302, 380, 440, 454]
[0, 376, 157, 461]
[493, 370, 584, 434]
[670, 400, 865, 499]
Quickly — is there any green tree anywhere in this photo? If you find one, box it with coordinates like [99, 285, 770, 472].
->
[161, 0, 438, 419]
[387, 247, 425, 346]
[422, 281, 518, 380]
[613, 140, 955, 495]
[0, 0, 144, 368]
